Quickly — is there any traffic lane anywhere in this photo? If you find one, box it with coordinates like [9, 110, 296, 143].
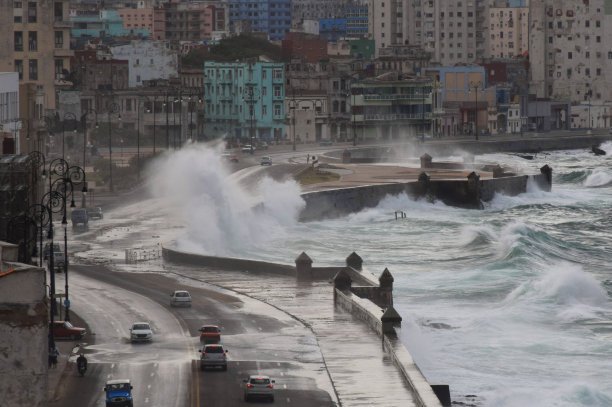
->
[75, 266, 339, 406]
[198, 360, 336, 406]
[57, 268, 191, 407]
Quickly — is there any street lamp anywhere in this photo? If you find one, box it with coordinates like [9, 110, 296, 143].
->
[243, 85, 260, 154]
[49, 158, 87, 322]
[62, 112, 77, 161]
[80, 109, 98, 169]
[469, 81, 480, 140]
[41, 189, 61, 351]
[107, 103, 121, 192]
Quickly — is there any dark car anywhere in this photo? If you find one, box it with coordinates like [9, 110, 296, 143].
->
[48, 250, 68, 273]
[44, 243, 60, 260]
[51, 321, 86, 340]
[71, 208, 88, 227]
[87, 207, 103, 220]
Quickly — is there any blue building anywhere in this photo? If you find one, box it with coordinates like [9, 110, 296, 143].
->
[346, 5, 368, 39]
[71, 10, 149, 38]
[204, 61, 286, 142]
[319, 19, 347, 42]
[228, 0, 292, 41]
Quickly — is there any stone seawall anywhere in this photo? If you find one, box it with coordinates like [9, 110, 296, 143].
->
[299, 170, 551, 221]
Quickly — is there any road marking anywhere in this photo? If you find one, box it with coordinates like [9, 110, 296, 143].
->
[150, 372, 155, 377]
[145, 397, 149, 403]
[147, 384, 151, 390]
[286, 397, 291, 403]
[280, 372, 285, 377]
[283, 384, 287, 389]
[277, 362, 280, 367]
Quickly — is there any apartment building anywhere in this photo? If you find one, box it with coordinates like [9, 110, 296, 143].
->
[529, 0, 612, 106]
[370, 0, 489, 65]
[489, 3, 529, 59]
[117, 7, 154, 34]
[153, 1, 225, 42]
[203, 62, 286, 142]
[0, 1, 73, 117]
[292, 0, 355, 26]
[228, 0, 291, 41]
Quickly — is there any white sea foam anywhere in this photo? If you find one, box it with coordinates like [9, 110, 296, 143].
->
[584, 169, 612, 187]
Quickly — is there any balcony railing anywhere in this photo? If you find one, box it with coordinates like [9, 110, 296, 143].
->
[364, 113, 432, 121]
[363, 94, 429, 101]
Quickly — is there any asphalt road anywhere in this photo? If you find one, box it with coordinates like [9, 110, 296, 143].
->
[49, 265, 337, 407]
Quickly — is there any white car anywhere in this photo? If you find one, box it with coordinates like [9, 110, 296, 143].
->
[170, 290, 192, 307]
[260, 156, 272, 166]
[130, 322, 153, 343]
[244, 375, 275, 402]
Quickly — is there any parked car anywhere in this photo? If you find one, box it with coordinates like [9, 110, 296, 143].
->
[71, 208, 88, 228]
[319, 140, 333, 146]
[87, 207, 104, 220]
[51, 320, 86, 340]
[170, 290, 192, 307]
[129, 322, 153, 343]
[243, 375, 275, 402]
[199, 344, 228, 370]
[199, 325, 221, 343]
[260, 156, 272, 166]
[104, 379, 134, 407]
[50, 250, 68, 273]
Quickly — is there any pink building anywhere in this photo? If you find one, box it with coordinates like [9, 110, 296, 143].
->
[117, 8, 154, 34]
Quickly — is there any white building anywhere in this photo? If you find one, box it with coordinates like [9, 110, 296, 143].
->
[111, 41, 178, 88]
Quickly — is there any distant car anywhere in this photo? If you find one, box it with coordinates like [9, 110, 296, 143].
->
[241, 145, 255, 154]
[87, 207, 103, 220]
[71, 208, 88, 228]
[319, 140, 333, 146]
[199, 325, 221, 343]
[51, 320, 86, 340]
[104, 379, 134, 407]
[244, 375, 275, 402]
[199, 344, 228, 370]
[44, 243, 60, 260]
[129, 322, 153, 343]
[260, 156, 272, 166]
[221, 152, 239, 163]
[50, 250, 68, 273]
[170, 290, 192, 307]
[258, 141, 269, 150]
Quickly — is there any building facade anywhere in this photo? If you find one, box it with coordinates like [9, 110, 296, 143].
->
[204, 61, 286, 142]
[71, 10, 150, 38]
[229, 0, 292, 41]
[111, 40, 179, 88]
[489, 3, 529, 59]
[152, 2, 225, 42]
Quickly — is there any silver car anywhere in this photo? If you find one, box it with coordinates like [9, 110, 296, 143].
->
[244, 375, 275, 402]
[129, 322, 153, 343]
[170, 290, 192, 307]
[199, 344, 228, 370]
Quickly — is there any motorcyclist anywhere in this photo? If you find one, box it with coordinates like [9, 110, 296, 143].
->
[77, 353, 87, 373]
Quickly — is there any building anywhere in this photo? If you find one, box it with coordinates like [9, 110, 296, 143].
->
[489, 2, 529, 59]
[529, 0, 612, 111]
[229, 0, 292, 41]
[152, 1, 226, 42]
[346, 3, 369, 39]
[351, 73, 434, 141]
[111, 40, 179, 88]
[71, 10, 150, 38]
[0, 73, 20, 154]
[204, 61, 286, 143]
[370, 0, 489, 64]
[319, 18, 347, 42]
[117, 6, 154, 35]
[282, 32, 328, 63]
[292, 0, 354, 27]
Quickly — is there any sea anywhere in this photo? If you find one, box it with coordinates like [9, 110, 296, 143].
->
[150, 141, 612, 407]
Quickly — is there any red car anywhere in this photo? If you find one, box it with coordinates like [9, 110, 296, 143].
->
[51, 321, 87, 340]
[199, 325, 221, 343]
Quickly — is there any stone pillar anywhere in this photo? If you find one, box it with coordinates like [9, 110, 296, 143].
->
[540, 164, 552, 192]
[333, 268, 352, 291]
[420, 153, 432, 169]
[342, 149, 351, 163]
[430, 384, 452, 406]
[492, 165, 504, 178]
[378, 268, 394, 307]
[346, 251, 363, 271]
[381, 306, 402, 335]
[417, 171, 430, 199]
[467, 171, 481, 208]
[295, 252, 313, 281]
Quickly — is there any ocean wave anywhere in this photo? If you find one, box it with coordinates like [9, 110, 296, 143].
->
[555, 170, 590, 184]
[584, 170, 612, 187]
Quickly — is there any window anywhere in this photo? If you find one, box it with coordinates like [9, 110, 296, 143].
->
[262, 105, 267, 116]
[28, 1, 37, 23]
[28, 31, 37, 51]
[29, 59, 38, 80]
[273, 86, 281, 97]
[54, 31, 63, 48]
[274, 104, 281, 116]
[568, 51, 572, 59]
[262, 70, 267, 80]
[55, 59, 63, 79]
[14, 32, 23, 52]
[272, 69, 282, 80]
[15, 60, 23, 80]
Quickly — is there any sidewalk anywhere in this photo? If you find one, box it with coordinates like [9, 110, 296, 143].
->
[48, 341, 80, 403]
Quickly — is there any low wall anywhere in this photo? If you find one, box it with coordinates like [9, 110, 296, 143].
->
[162, 247, 296, 276]
[334, 288, 383, 335]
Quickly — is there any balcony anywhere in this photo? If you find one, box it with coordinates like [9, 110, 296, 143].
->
[54, 19, 73, 29]
[54, 48, 74, 58]
[363, 94, 428, 101]
[364, 113, 432, 121]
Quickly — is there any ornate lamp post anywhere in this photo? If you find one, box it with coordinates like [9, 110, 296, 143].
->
[48, 158, 87, 322]
[243, 85, 260, 154]
[106, 103, 121, 192]
[62, 112, 77, 160]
